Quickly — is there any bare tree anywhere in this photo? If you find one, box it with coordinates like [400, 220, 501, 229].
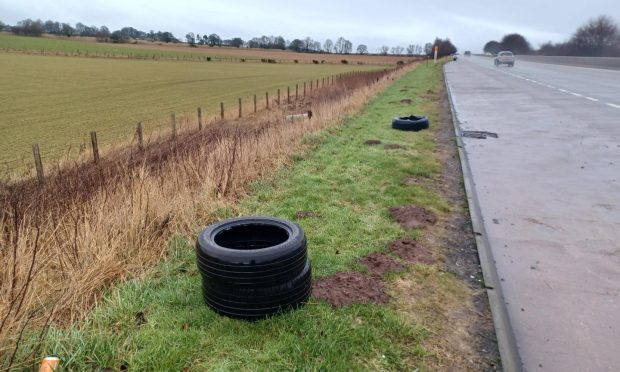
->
[95, 25, 110, 42]
[391, 46, 404, 55]
[334, 37, 351, 53]
[430, 37, 457, 57]
[500, 33, 531, 54]
[186, 32, 196, 46]
[323, 38, 333, 53]
[343, 39, 352, 54]
[406, 44, 415, 55]
[356, 44, 368, 54]
[207, 33, 222, 47]
[483, 40, 501, 54]
[424, 42, 433, 55]
[379, 45, 389, 55]
[571, 15, 619, 56]
[303, 37, 313, 51]
[12, 19, 44, 36]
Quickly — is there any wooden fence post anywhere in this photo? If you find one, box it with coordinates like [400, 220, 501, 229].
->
[170, 113, 176, 139]
[304, 82, 306, 96]
[266, 92, 269, 109]
[197, 107, 203, 130]
[136, 122, 144, 151]
[322, 77, 324, 87]
[254, 94, 257, 113]
[277, 89, 280, 105]
[310, 80, 313, 91]
[220, 102, 224, 119]
[316, 79, 319, 89]
[90, 131, 100, 163]
[238, 98, 242, 118]
[32, 144, 44, 185]
[296, 84, 299, 100]
[287, 87, 290, 104]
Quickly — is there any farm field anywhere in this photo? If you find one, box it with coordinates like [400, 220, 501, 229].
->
[0, 33, 420, 65]
[0, 51, 380, 170]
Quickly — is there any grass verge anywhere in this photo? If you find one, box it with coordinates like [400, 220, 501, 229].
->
[22, 63, 480, 370]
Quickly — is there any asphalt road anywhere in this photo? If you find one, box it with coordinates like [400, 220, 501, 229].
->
[445, 56, 620, 371]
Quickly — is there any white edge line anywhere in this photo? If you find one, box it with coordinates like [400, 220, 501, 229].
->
[570, 92, 583, 97]
[585, 97, 599, 102]
[606, 103, 620, 109]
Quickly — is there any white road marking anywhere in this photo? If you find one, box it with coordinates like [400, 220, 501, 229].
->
[492, 64, 609, 109]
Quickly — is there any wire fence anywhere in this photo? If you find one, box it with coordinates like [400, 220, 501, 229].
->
[1, 68, 395, 183]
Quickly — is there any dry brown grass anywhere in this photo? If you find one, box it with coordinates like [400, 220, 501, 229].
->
[0, 64, 416, 368]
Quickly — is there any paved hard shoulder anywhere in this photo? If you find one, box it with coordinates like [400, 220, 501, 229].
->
[444, 58, 620, 372]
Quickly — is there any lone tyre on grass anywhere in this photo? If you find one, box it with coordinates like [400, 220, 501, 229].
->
[196, 216, 311, 319]
[392, 115, 429, 131]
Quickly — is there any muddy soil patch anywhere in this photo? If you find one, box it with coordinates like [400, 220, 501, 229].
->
[312, 271, 389, 307]
[389, 239, 436, 264]
[403, 176, 430, 186]
[364, 139, 382, 146]
[384, 144, 406, 150]
[296, 210, 321, 219]
[389, 205, 437, 229]
[432, 83, 500, 368]
[400, 98, 412, 104]
[358, 252, 405, 277]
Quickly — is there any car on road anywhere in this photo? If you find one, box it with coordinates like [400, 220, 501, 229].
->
[494, 51, 515, 67]
[464, 51, 471, 57]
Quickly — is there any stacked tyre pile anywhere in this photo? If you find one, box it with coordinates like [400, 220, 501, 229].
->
[196, 217, 312, 320]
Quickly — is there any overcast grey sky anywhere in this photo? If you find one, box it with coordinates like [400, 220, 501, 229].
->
[1, 0, 619, 53]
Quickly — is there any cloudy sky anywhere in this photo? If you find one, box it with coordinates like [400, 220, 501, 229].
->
[1, 0, 619, 53]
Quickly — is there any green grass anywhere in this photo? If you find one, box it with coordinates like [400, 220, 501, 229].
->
[28, 63, 452, 370]
[0, 33, 253, 62]
[0, 51, 378, 170]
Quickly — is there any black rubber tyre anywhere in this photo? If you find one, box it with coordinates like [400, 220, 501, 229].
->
[196, 216, 311, 319]
[392, 115, 429, 131]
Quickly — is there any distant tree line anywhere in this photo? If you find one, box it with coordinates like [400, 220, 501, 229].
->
[483, 33, 531, 55]
[483, 15, 620, 57]
[2, 17, 438, 56]
[538, 15, 620, 57]
[6, 18, 180, 43]
[419, 37, 457, 58]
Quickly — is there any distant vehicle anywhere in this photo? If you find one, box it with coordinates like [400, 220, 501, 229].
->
[494, 51, 515, 67]
[453, 54, 458, 61]
[464, 51, 471, 57]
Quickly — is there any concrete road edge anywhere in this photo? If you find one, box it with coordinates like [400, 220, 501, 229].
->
[443, 64, 523, 372]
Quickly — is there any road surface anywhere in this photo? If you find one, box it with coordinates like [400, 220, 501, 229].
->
[445, 56, 620, 371]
